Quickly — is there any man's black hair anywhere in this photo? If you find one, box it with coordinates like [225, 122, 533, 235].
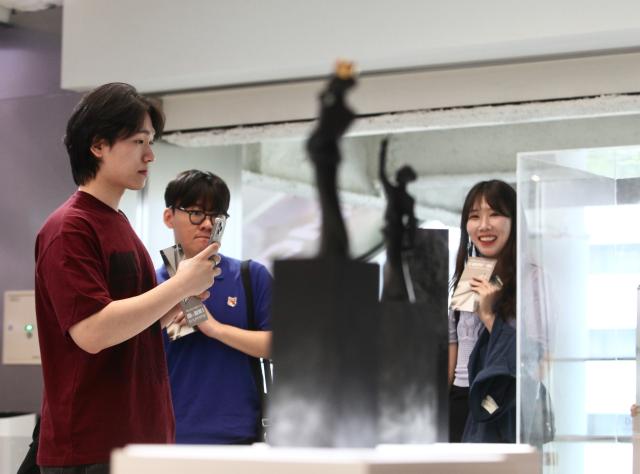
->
[64, 82, 165, 185]
[164, 169, 230, 215]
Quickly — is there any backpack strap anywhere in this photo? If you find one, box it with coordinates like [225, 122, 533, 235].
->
[240, 259, 271, 439]
[241, 259, 256, 329]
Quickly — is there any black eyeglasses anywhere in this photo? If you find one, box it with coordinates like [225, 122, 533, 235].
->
[175, 207, 229, 225]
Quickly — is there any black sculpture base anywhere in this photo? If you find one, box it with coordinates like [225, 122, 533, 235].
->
[268, 258, 379, 447]
[378, 301, 448, 443]
[378, 228, 449, 443]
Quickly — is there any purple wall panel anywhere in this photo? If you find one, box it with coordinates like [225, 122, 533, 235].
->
[0, 8, 80, 413]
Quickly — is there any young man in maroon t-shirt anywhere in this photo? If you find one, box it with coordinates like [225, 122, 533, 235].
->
[34, 83, 220, 473]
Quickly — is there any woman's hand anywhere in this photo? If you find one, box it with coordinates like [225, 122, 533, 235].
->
[470, 276, 500, 332]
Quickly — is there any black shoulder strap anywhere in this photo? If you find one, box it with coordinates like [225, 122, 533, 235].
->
[241, 259, 256, 329]
[240, 260, 272, 439]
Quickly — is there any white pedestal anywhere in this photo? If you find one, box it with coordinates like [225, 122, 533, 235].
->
[112, 443, 539, 474]
[0, 413, 36, 474]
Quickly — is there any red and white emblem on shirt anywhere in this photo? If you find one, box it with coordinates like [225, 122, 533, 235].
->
[227, 296, 237, 307]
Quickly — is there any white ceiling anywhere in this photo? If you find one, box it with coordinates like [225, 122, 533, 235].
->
[7, 3, 640, 261]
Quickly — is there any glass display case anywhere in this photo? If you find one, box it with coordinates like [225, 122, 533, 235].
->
[518, 145, 640, 474]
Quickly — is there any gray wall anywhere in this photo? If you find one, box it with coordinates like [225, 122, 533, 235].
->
[0, 8, 80, 413]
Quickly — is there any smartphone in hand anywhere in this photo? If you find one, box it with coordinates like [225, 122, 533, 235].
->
[209, 216, 226, 244]
[209, 216, 226, 266]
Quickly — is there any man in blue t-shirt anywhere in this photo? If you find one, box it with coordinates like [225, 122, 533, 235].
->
[158, 169, 272, 444]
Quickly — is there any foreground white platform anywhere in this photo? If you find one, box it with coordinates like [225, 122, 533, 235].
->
[0, 413, 36, 474]
[112, 443, 539, 474]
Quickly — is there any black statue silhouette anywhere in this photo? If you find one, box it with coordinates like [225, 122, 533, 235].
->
[306, 62, 356, 258]
[379, 138, 418, 301]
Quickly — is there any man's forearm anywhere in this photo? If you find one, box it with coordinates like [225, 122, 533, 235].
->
[69, 275, 190, 354]
[218, 326, 272, 359]
[199, 318, 272, 359]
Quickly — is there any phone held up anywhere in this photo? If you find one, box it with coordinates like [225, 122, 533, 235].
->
[209, 216, 226, 265]
[159, 215, 226, 331]
[210, 215, 226, 245]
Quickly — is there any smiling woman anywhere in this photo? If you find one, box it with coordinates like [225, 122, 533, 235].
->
[447, 179, 517, 443]
[466, 197, 512, 259]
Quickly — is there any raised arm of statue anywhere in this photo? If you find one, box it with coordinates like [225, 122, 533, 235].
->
[378, 138, 391, 192]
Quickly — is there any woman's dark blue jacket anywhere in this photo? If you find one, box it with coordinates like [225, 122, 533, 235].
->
[463, 316, 516, 443]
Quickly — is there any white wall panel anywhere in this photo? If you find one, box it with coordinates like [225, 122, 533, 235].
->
[62, 0, 640, 93]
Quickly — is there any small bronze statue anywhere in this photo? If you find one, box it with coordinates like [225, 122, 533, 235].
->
[379, 138, 418, 301]
[306, 61, 356, 258]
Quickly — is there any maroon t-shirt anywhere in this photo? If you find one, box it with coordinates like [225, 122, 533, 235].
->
[35, 191, 175, 466]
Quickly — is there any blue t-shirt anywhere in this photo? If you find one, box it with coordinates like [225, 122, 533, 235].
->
[157, 255, 272, 444]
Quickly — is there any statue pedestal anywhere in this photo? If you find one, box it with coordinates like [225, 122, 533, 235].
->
[268, 258, 379, 447]
[378, 301, 448, 443]
[377, 228, 450, 443]
[268, 230, 449, 447]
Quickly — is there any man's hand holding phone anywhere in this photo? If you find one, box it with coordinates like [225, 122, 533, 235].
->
[160, 215, 226, 330]
[175, 242, 221, 296]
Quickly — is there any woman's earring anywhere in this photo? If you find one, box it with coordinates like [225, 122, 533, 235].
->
[467, 238, 477, 257]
